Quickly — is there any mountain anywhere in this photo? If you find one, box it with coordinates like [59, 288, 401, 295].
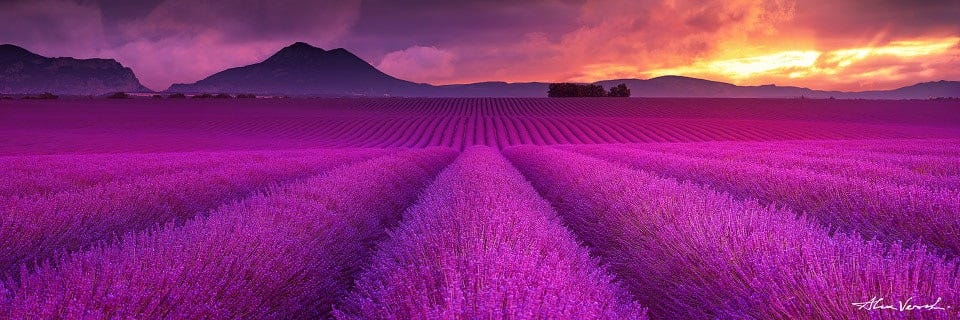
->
[851, 80, 960, 99]
[596, 76, 738, 97]
[167, 42, 433, 96]
[0, 44, 151, 95]
[436, 77, 837, 98]
[163, 41, 957, 99]
[444, 76, 955, 99]
[592, 76, 860, 98]
[425, 76, 955, 99]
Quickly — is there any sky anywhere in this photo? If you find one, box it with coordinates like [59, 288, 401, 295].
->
[1, 0, 957, 92]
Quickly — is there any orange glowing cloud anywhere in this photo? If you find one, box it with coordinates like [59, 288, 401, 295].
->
[643, 50, 822, 80]
[629, 37, 959, 90]
[421, 0, 960, 91]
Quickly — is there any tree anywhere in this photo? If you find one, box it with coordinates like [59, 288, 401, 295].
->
[548, 83, 608, 97]
[35, 92, 58, 100]
[607, 83, 631, 97]
[106, 92, 130, 99]
[548, 83, 573, 97]
[581, 84, 607, 97]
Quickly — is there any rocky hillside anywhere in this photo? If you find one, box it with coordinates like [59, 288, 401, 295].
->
[0, 44, 151, 95]
[166, 42, 432, 96]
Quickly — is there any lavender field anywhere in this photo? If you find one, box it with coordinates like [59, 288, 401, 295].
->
[1, 97, 959, 319]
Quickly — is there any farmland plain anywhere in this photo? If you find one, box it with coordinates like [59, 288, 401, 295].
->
[1, 97, 958, 319]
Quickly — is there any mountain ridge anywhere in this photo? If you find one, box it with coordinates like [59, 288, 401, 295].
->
[1, 42, 957, 99]
[166, 42, 433, 96]
[0, 44, 151, 96]
[166, 42, 958, 99]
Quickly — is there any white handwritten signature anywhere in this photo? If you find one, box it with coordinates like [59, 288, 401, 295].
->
[852, 297, 950, 312]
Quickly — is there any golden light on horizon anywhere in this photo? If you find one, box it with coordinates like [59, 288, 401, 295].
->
[574, 36, 959, 89]
[822, 37, 959, 71]
[645, 50, 822, 80]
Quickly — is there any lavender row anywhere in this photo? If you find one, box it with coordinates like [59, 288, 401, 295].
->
[0, 150, 329, 197]
[639, 139, 960, 175]
[754, 140, 960, 183]
[725, 140, 960, 176]
[565, 145, 960, 256]
[636, 142, 960, 190]
[505, 146, 960, 319]
[1, 148, 456, 319]
[336, 147, 645, 319]
[0, 149, 386, 277]
[776, 138, 960, 156]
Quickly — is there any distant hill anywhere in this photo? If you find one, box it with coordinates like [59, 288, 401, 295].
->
[595, 76, 846, 98]
[163, 42, 959, 99]
[425, 75, 959, 99]
[595, 76, 960, 99]
[6, 41, 952, 99]
[850, 80, 960, 99]
[0, 44, 151, 95]
[445, 76, 957, 99]
[166, 42, 434, 96]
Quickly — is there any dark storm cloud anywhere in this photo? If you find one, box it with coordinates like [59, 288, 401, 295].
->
[331, 0, 585, 84]
[0, 0, 106, 57]
[342, 0, 583, 49]
[120, 0, 360, 42]
[94, 0, 165, 26]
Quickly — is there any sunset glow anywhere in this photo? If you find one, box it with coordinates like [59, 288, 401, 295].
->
[637, 37, 960, 89]
[645, 51, 822, 80]
[0, 0, 957, 91]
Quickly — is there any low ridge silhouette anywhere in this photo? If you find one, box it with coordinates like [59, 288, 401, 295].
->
[2, 42, 957, 98]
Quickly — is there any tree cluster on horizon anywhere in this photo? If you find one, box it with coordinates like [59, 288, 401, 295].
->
[548, 83, 631, 97]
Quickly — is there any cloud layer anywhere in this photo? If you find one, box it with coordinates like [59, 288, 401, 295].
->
[0, 0, 106, 58]
[377, 46, 455, 82]
[0, 0, 957, 91]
